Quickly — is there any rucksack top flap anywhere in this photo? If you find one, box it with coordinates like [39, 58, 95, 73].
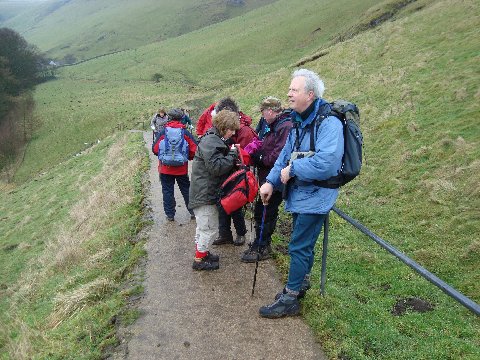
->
[330, 100, 360, 124]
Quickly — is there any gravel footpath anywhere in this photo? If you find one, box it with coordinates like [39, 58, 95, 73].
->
[113, 131, 327, 360]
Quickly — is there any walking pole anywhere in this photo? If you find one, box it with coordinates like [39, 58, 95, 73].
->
[249, 166, 259, 245]
[251, 204, 267, 296]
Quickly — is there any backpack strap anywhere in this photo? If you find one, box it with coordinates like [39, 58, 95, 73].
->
[271, 115, 291, 134]
[198, 129, 215, 144]
[164, 127, 170, 152]
[309, 108, 345, 189]
[294, 123, 310, 151]
[308, 103, 342, 151]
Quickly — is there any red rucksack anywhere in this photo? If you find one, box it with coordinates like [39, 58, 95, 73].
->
[219, 165, 258, 215]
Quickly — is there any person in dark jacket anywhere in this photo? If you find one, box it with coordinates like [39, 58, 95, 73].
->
[210, 97, 257, 247]
[189, 110, 240, 271]
[152, 108, 197, 221]
[180, 108, 193, 126]
[241, 97, 293, 262]
[255, 116, 268, 140]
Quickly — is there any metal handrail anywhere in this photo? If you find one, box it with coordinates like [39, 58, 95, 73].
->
[319, 206, 480, 316]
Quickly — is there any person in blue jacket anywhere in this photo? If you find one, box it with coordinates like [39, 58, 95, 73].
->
[258, 69, 344, 318]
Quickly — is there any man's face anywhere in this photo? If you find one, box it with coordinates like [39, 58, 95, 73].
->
[288, 76, 314, 113]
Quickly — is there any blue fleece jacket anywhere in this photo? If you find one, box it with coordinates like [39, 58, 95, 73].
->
[266, 98, 344, 214]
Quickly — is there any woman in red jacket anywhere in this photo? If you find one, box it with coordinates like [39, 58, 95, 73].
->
[152, 108, 198, 221]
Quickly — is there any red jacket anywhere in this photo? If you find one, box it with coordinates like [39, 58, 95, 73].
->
[152, 121, 197, 175]
[196, 103, 216, 137]
[196, 102, 256, 143]
[231, 113, 257, 149]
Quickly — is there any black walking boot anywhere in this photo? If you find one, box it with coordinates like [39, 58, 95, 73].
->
[233, 234, 246, 246]
[241, 243, 272, 263]
[192, 256, 219, 271]
[259, 291, 300, 318]
[212, 233, 234, 245]
[275, 278, 311, 300]
[205, 251, 219, 262]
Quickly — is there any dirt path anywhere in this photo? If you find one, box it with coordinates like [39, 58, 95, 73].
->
[115, 132, 327, 359]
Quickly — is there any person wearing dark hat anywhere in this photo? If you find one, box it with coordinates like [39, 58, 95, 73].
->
[241, 97, 293, 262]
[152, 108, 198, 221]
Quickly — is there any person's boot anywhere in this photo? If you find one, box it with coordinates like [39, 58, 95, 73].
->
[233, 234, 246, 246]
[212, 233, 234, 245]
[205, 251, 219, 262]
[241, 243, 272, 263]
[259, 291, 300, 318]
[299, 276, 311, 298]
[192, 256, 219, 271]
[275, 277, 311, 300]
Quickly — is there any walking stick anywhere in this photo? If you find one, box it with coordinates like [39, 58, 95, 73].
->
[249, 166, 259, 245]
[251, 204, 267, 296]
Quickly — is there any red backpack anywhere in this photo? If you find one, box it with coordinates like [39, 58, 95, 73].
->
[219, 165, 258, 215]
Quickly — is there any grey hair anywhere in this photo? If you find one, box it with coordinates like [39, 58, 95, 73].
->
[292, 69, 325, 98]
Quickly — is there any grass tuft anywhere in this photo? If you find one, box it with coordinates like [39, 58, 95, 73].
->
[49, 278, 115, 329]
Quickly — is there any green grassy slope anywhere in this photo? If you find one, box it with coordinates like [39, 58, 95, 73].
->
[0, 132, 148, 358]
[3, 0, 276, 61]
[0, 0, 39, 23]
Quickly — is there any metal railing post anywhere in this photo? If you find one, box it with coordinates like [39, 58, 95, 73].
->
[320, 212, 330, 296]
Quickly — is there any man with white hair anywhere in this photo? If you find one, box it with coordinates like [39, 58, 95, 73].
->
[258, 69, 344, 318]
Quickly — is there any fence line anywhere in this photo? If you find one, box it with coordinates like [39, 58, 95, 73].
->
[319, 206, 480, 316]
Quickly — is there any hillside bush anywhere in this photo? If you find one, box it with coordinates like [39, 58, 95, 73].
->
[0, 28, 47, 172]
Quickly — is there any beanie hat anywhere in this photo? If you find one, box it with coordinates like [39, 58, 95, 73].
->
[215, 97, 239, 113]
[260, 96, 283, 112]
[167, 108, 184, 120]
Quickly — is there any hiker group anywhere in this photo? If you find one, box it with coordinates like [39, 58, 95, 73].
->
[151, 68, 361, 318]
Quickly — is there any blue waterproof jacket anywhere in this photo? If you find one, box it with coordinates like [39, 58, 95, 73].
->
[266, 98, 344, 214]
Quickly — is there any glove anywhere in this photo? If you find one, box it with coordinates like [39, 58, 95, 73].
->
[250, 151, 263, 167]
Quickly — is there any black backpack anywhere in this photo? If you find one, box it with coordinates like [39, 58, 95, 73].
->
[307, 100, 363, 188]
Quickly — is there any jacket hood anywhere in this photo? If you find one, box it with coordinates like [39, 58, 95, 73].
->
[239, 112, 252, 126]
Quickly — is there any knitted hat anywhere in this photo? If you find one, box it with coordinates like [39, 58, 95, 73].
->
[215, 97, 239, 113]
[167, 108, 184, 120]
[260, 96, 283, 112]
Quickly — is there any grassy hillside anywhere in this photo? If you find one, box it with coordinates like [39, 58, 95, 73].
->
[13, 0, 386, 182]
[0, 132, 148, 358]
[2, 0, 276, 61]
[1, 0, 479, 358]
[0, 0, 39, 23]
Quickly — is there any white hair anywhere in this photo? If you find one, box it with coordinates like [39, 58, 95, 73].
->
[292, 69, 325, 98]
